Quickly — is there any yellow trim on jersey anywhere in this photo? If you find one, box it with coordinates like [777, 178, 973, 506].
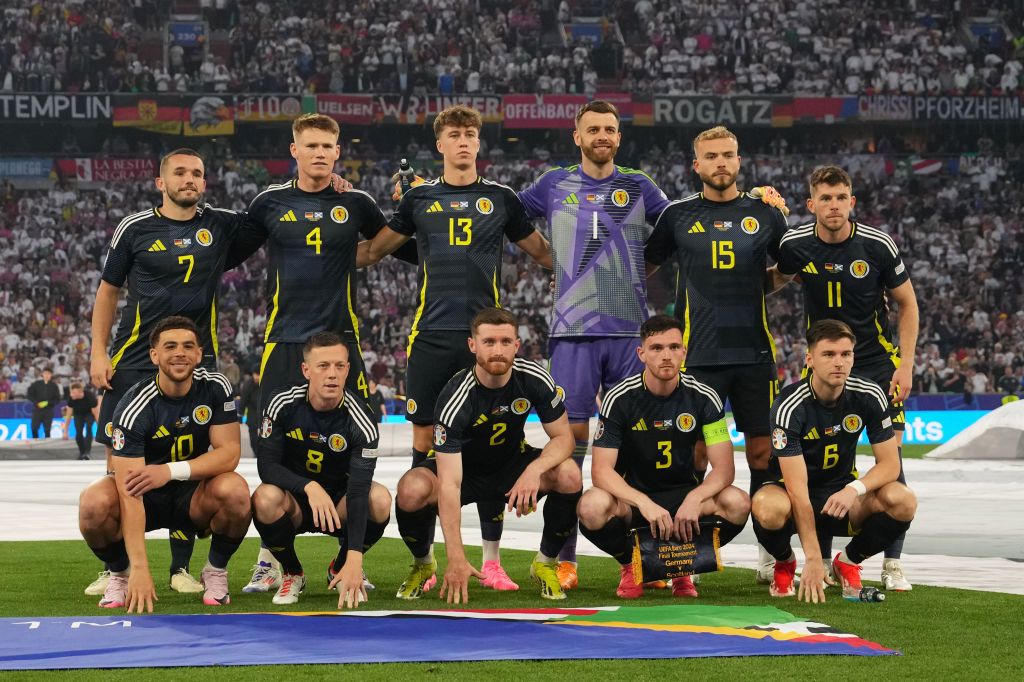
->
[210, 296, 219, 357]
[873, 312, 900, 364]
[702, 418, 730, 446]
[259, 342, 277, 377]
[492, 269, 500, 307]
[761, 295, 777, 363]
[110, 303, 142, 369]
[407, 264, 429, 356]
[346, 274, 361, 345]
[264, 273, 281, 343]
[680, 288, 690, 372]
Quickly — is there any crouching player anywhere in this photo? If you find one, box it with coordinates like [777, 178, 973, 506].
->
[752, 320, 917, 602]
[250, 332, 390, 608]
[577, 315, 749, 599]
[78, 316, 251, 611]
[394, 308, 581, 602]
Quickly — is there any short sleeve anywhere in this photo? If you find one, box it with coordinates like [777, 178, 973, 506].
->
[640, 174, 671, 224]
[766, 207, 789, 262]
[209, 380, 237, 426]
[502, 189, 535, 243]
[776, 237, 801, 276]
[355, 192, 388, 240]
[881, 242, 910, 290]
[101, 222, 136, 287]
[769, 400, 804, 458]
[644, 205, 678, 266]
[593, 401, 625, 450]
[111, 397, 150, 459]
[527, 366, 566, 424]
[388, 190, 418, 237]
[864, 392, 895, 445]
[433, 374, 473, 454]
[517, 169, 556, 219]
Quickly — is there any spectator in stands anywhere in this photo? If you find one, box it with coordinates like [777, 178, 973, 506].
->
[26, 367, 61, 439]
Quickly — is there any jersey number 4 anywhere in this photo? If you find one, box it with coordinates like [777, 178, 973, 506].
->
[306, 227, 322, 254]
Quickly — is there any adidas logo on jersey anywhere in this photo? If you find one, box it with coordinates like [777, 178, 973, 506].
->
[426, 201, 443, 213]
[631, 419, 648, 431]
[688, 221, 706, 234]
[804, 427, 820, 440]
[473, 414, 489, 427]
[148, 240, 166, 252]
[152, 425, 170, 439]
[802, 262, 819, 275]
[286, 428, 304, 440]
[562, 193, 579, 205]
[279, 210, 298, 222]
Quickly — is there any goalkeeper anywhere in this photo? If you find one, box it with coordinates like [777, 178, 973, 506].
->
[577, 315, 749, 600]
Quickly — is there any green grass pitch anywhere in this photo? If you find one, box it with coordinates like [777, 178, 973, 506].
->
[0, 537, 1018, 680]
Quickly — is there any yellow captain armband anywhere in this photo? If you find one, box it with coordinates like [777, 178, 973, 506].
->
[702, 418, 730, 446]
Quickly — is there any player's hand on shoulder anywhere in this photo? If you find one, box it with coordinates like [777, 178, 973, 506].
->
[330, 173, 352, 193]
[124, 464, 172, 497]
[126, 567, 158, 614]
[303, 480, 341, 534]
[797, 560, 826, 604]
[390, 174, 426, 201]
[751, 186, 790, 216]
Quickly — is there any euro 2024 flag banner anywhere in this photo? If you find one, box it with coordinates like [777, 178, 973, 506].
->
[0, 605, 896, 670]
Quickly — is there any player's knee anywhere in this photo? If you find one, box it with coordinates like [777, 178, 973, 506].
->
[251, 484, 286, 522]
[396, 471, 433, 511]
[577, 488, 614, 528]
[556, 458, 582, 492]
[369, 483, 393, 522]
[78, 479, 117, 524]
[878, 482, 917, 521]
[751, 489, 789, 529]
[718, 486, 751, 521]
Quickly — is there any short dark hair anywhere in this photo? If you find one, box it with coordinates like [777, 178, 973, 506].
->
[149, 316, 200, 347]
[641, 314, 685, 341]
[471, 307, 518, 335]
[433, 105, 483, 139]
[806, 319, 856, 349]
[808, 165, 853, 194]
[575, 99, 620, 127]
[42, 366, 53, 374]
[159, 148, 204, 175]
[70, 381, 84, 390]
[303, 331, 348, 360]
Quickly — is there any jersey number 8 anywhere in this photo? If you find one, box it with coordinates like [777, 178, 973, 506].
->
[306, 448, 324, 474]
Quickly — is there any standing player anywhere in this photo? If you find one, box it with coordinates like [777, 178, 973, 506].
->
[772, 165, 919, 590]
[78, 317, 252, 612]
[251, 332, 391, 608]
[644, 126, 790, 583]
[751, 320, 917, 603]
[89, 148, 247, 596]
[578, 315, 749, 599]
[393, 309, 580, 602]
[516, 100, 672, 589]
[27, 368, 62, 439]
[228, 113, 414, 593]
[363, 105, 552, 592]
[63, 381, 99, 460]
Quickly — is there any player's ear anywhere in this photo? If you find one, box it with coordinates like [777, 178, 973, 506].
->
[154, 176, 164, 192]
[805, 196, 815, 214]
[467, 336, 477, 354]
[289, 141, 298, 159]
[300, 362, 311, 381]
[849, 194, 856, 210]
[572, 128, 582, 147]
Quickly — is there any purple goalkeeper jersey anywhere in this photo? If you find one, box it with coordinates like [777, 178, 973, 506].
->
[519, 165, 670, 338]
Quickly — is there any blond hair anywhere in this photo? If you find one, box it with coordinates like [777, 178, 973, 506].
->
[292, 113, 340, 140]
[692, 126, 738, 155]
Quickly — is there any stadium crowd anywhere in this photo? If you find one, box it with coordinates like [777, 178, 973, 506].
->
[1, 138, 1022, 405]
[0, 0, 1020, 96]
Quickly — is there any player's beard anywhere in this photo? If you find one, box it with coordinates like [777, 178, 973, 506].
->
[581, 139, 618, 166]
[698, 168, 738, 193]
[167, 186, 202, 209]
[478, 356, 512, 377]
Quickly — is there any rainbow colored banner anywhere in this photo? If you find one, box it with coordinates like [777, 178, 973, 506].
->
[0, 605, 895, 669]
